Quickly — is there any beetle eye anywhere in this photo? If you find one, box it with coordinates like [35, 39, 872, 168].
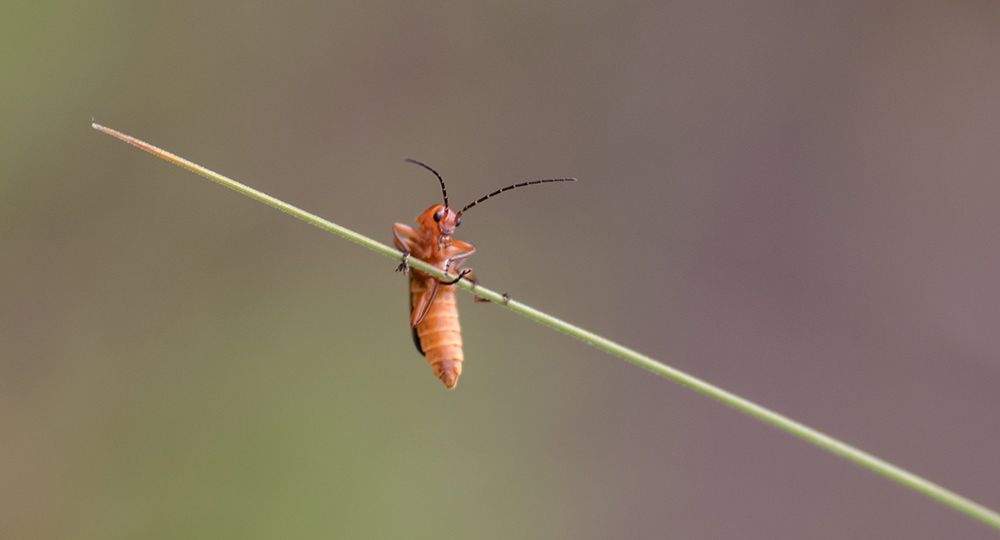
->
[456, 217, 462, 227]
[433, 209, 443, 222]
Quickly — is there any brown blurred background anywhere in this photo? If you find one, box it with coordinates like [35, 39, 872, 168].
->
[2, 2, 999, 538]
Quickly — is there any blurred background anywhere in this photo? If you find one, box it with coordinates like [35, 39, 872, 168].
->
[2, 1, 999, 538]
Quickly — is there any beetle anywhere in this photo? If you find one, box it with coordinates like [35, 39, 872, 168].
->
[392, 159, 575, 388]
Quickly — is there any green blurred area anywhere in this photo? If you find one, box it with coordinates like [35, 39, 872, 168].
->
[3, 2, 1000, 539]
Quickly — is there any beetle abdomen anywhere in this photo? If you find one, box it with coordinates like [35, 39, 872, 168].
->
[410, 283, 464, 388]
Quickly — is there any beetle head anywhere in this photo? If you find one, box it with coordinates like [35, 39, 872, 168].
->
[418, 204, 461, 238]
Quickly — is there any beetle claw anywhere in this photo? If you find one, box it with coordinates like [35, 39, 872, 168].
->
[396, 252, 410, 274]
[440, 268, 471, 286]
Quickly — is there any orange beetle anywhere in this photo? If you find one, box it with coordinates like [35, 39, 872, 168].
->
[392, 159, 575, 388]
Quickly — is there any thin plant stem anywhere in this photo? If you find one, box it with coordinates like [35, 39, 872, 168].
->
[92, 122, 1000, 531]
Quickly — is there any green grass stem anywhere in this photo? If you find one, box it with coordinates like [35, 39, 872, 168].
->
[93, 121, 1000, 531]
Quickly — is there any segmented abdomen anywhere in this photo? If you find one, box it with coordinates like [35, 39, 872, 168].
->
[410, 279, 463, 388]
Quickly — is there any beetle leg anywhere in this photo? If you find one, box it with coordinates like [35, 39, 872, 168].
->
[467, 272, 511, 305]
[458, 268, 490, 303]
[392, 223, 418, 274]
[439, 268, 471, 285]
[433, 239, 477, 285]
[410, 278, 440, 327]
[442, 239, 477, 263]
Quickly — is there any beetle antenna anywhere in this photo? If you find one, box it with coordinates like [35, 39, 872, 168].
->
[404, 158, 448, 207]
[459, 177, 576, 215]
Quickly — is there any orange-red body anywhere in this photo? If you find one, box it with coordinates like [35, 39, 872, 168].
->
[393, 204, 475, 389]
[393, 159, 574, 389]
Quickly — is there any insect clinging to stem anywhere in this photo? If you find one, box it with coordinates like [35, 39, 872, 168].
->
[392, 159, 576, 389]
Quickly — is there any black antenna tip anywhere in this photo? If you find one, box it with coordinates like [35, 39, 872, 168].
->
[404, 158, 449, 207]
[459, 176, 577, 214]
